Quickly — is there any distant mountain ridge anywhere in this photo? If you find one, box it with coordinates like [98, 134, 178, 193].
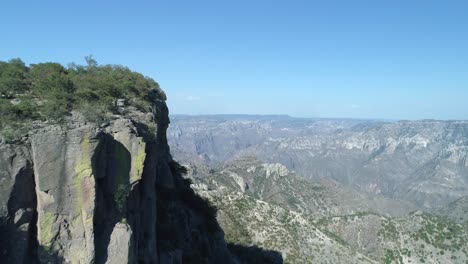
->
[168, 115, 468, 209]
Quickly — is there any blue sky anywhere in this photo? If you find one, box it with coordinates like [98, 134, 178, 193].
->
[1, 0, 468, 120]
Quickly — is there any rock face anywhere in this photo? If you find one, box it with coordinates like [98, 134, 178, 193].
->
[31, 125, 98, 263]
[0, 97, 236, 263]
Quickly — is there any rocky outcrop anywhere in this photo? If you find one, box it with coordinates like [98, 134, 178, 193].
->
[105, 223, 134, 264]
[0, 96, 237, 263]
[262, 163, 289, 179]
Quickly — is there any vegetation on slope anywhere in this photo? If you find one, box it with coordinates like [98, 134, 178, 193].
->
[190, 158, 468, 263]
[0, 57, 165, 139]
[191, 160, 377, 263]
[317, 211, 468, 263]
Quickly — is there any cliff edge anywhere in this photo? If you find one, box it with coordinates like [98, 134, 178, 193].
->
[0, 96, 236, 263]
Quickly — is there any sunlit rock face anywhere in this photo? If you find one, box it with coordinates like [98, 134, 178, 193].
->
[30, 125, 99, 263]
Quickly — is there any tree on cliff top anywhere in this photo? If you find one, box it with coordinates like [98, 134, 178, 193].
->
[0, 58, 29, 98]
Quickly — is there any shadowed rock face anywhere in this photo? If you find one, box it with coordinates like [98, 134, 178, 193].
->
[0, 143, 36, 263]
[1, 98, 266, 263]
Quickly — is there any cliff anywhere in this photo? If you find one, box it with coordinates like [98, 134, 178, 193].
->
[0, 96, 236, 263]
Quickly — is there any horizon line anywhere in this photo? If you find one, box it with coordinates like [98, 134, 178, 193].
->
[169, 114, 468, 122]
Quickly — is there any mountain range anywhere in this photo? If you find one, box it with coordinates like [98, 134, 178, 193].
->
[168, 115, 468, 263]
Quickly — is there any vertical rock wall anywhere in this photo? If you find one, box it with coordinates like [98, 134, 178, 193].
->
[31, 125, 98, 263]
[0, 99, 236, 263]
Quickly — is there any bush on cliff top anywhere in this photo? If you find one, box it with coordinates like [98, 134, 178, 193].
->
[0, 56, 165, 133]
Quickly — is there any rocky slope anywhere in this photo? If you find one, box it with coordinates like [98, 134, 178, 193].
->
[434, 196, 468, 223]
[210, 191, 375, 264]
[0, 97, 238, 263]
[189, 158, 468, 263]
[193, 183, 376, 263]
[195, 157, 416, 218]
[317, 211, 468, 263]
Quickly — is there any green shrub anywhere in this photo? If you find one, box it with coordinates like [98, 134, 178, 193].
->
[0, 59, 29, 97]
[76, 101, 109, 124]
